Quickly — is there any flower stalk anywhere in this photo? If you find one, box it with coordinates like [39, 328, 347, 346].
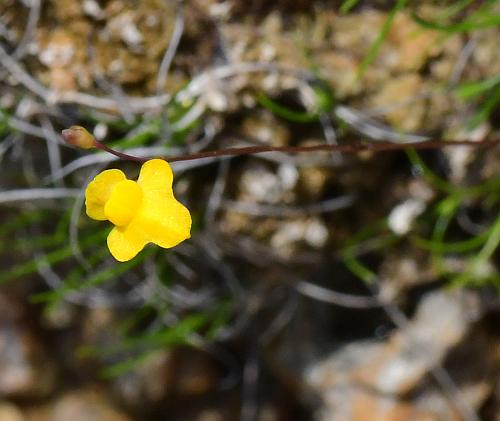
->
[62, 126, 500, 163]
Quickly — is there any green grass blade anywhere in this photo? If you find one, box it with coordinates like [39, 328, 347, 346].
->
[455, 75, 500, 99]
[0, 211, 48, 236]
[31, 246, 110, 304]
[406, 149, 457, 194]
[467, 84, 500, 128]
[344, 255, 377, 284]
[413, 229, 490, 254]
[83, 312, 209, 358]
[257, 93, 319, 123]
[356, 0, 408, 80]
[449, 214, 500, 286]
[340, 220, 395, 284]
[340, 0, 361, 13]
[100, 351, 157, 378]
[476, 214, 500, 263]
[0, 230, 107, 285]
[412, 12, 500, 33]
[440, 0, 475, 20]
[34, 247, 151, 305]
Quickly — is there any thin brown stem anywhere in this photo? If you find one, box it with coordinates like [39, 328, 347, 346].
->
[166, 139, 500, 162]
[94, 141, 146, 162]
[94, 138, 500, 164]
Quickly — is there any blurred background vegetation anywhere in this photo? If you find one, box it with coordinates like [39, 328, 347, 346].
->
[0, 0, 499, 420]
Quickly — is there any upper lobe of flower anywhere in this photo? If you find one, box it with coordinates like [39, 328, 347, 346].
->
[85, 159, 191, 262]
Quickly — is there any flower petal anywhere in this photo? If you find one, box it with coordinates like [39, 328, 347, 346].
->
[85, 169, 126, 220]
[137, 196, 191, 249]
[137, 159, 173, 199]
[104, 180, 143, 226]
[107, 222, 148, 262]
[136, 158, 191, 248]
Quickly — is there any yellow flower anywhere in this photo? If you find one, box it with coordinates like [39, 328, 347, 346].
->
[85, 159, 191, 262]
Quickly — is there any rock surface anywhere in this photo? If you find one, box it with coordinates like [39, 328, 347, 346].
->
[305, 290, 490, 420]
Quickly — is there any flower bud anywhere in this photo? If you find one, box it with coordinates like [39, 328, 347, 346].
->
[61, 126, 96, 149]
